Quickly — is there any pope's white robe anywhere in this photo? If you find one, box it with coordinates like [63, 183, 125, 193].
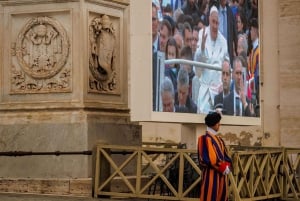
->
[194, 27, 228, 114]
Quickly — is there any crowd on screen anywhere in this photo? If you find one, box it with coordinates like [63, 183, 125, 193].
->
[152, 0, 260, 117]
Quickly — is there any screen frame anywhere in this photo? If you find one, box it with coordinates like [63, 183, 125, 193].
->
[130, 0, 261, 126]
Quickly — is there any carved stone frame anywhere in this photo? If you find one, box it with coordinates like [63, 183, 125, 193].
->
[84, 1, 129, 110]
[10, 13, 71, 94]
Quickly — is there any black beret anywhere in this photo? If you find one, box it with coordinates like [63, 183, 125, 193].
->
[205, 112, 221, 127]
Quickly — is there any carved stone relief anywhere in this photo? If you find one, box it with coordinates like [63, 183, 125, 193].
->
[11, 16, 70, 93]
[89, 14, 118, 94]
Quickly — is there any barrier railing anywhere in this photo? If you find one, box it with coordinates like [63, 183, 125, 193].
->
[283, 148, 300, 200]
[94, 144, 300, 201]
[229, 146, 284, 201]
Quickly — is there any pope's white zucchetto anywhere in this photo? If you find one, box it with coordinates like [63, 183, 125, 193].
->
[210, 5, 218, 15]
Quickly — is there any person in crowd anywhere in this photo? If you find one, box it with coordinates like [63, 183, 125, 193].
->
[182, 22, 193, 48]
[161, 77, 176, 112]
[199, 0, 210, 26]
[176, 12, 186, 25]
[247, 18, 259, 107]
[173, 32, 184, 54]
[163, 15, 176, 36]
[218, 0, 237, 65]
[238, 51, 248, 71]
[214, 57, 232, 113]
[193, 15, 205, 30]
[250, 0, 258, 19]
[174, 19, 184, 35]
[183, 14, 194, 29]
[230, 0, 239, 16]
[191, 25, 200, 57]
[159, 19, 172, 53]
[197, 111, 232, 201]
[153, 0, 163, 22]
[236, 34, 248, 76]
[223, 56, 254, 116]
[152, 2, 160, 53]
[165, 37, 180, 92]
[169, 0, 184, 11]
[238, 0, 252, 21]
[197, 0, 204, 11]
[162, 3, 173, 17]
[236, 7, 248, 35]
[181, 0, 200, 17]
[194, 5, 228, 114]
[180, 46, 195, 98]
[152, 2, 160, 111]
[236, 33, 248, 56]
[192, 74, 200, 106]
[173, 7, 184, 22]
[190, 25, 200, 104]
[175, 68, 197, 113]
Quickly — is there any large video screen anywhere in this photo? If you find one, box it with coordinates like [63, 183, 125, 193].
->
[152, 0, 260, 118]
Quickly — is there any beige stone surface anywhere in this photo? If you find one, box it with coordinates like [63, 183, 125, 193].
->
[0, 178, 91, 196]
[260, 0, 281, 147]
[278, 0, 300, 147]
[0, 0, 138, 181]
[0, 111, 141, 178]
[69, 179, 92, 196]
[140, 122, 196, 149]
[0, 0, 129, 111]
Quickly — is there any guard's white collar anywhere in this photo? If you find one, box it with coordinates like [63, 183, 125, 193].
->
[207, 127, 218, 135]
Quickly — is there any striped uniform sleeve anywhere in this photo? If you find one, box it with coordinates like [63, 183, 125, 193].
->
[198, 135, 230, 173]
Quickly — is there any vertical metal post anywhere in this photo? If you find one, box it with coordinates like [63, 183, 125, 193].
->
[136, 147, 142, 197]
[94, 146, 100, 197]
[178, 151, 184, 199]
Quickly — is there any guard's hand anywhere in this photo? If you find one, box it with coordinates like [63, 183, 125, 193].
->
[223, 166, 231, 175]
[218, 161, 231, 174]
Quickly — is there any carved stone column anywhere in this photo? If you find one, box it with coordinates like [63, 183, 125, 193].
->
[0, 0, 139, 195]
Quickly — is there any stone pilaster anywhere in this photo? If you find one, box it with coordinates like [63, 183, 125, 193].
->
[0, 0, 138, 195]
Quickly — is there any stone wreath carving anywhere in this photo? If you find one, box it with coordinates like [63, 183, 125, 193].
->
[89, 15, 117, 92]
[15, 16, 69, 79]
[11, 16, 70, 93]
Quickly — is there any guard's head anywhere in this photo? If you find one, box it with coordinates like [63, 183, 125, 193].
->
[205, 112, 222, 127]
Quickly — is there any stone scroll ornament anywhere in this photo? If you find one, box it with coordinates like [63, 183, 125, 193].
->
[12, 16, 70, 93]
[89, 15, 117, 93]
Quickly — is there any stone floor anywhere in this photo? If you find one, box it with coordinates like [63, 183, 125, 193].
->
[0, 193, 148, 201]
[0, 193, 289, 201]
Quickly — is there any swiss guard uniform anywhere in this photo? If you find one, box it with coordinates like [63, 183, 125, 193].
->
[197, 112, 232, 201]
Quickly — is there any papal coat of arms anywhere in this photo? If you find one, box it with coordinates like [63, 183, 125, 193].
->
[89, 15, 117, 93]
[12, 16, 70, 93]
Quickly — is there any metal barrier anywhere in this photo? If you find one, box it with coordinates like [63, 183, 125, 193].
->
[229, 146, 284, 201]
[94, 144, 300, 201]
[283, 148, 300, 200]
[165, 59, 222, 71]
